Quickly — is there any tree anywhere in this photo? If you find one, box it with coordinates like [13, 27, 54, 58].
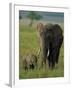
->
[19, 14, 22, 19]
[27, 11, 42, 26]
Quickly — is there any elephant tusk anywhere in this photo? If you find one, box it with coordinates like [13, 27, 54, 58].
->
[47, 50, 49, 57]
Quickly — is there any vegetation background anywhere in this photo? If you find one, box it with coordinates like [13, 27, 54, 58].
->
[19, 11, 64, 79]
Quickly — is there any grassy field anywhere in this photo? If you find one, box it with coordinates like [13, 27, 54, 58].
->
[19, 20, 64, 79]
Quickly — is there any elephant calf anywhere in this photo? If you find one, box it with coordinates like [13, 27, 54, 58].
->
[22, 54, 38, 71]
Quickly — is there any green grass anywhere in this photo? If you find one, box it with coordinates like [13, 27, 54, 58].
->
[19, 21, 64, 79]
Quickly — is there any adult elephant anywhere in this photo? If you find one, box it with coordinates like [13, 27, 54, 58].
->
[37, 23, 63, 69]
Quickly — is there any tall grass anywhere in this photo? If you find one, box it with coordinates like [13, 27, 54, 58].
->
[19, 20, 64, 79]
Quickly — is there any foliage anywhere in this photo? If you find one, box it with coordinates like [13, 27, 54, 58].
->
[19, 14, 22, 19]
[19, 21, 64, 79]
[27, 11, 42, 26]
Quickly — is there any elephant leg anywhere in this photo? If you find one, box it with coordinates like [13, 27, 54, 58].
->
[55, 39, 63, 64]
[48, 44, 58, 69]
[52, 60, 55, 69]
[48, 46, 53, 69]
[40, 54, 46, 68]
[55, 47, 60, 64]
[51, 47, 57, 69]
[41, 48, 48, 68]
[40, 58, 46, 69]
[51, 56, 55, 69]
[48, 54, 52, 68]
[48, 52, 55, 69]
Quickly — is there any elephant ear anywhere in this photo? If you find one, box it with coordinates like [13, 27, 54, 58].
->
[37, 23, 44, 36]
[53, 24, 63, 38]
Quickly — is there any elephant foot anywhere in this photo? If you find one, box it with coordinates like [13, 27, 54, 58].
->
[56, 60, 58, 64]
[49, 62, 55, 70]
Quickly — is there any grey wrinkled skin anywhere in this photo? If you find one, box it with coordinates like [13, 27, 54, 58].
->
[22, 54, 37, 71]
[37, 23, 63, 69]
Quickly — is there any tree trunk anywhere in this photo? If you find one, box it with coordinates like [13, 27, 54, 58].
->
[29, 20, 33, 27]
